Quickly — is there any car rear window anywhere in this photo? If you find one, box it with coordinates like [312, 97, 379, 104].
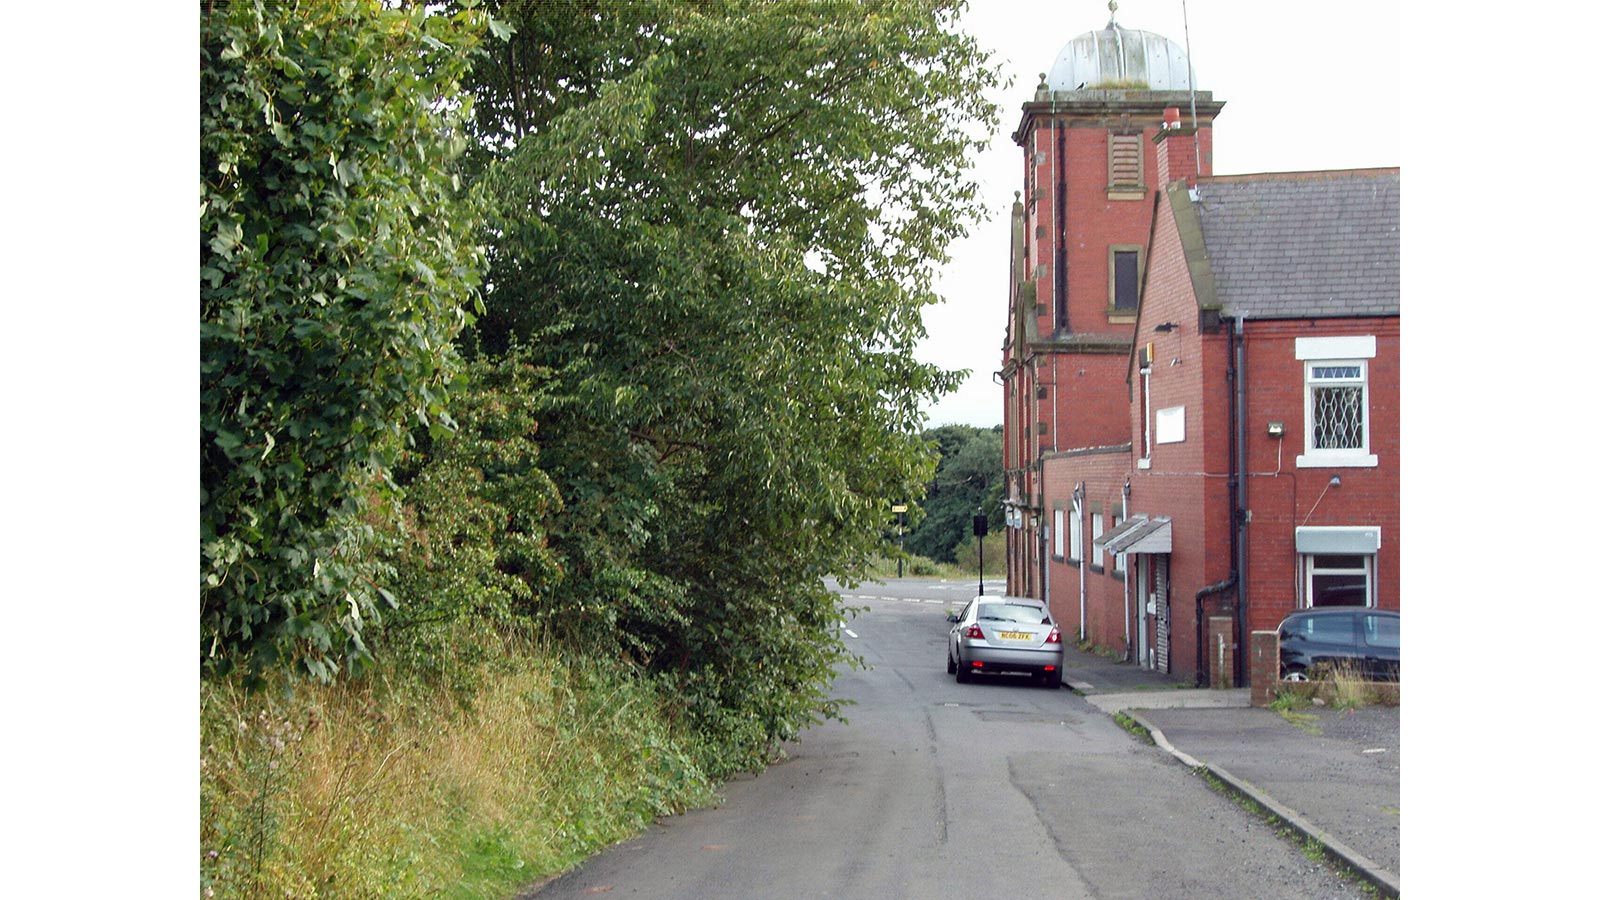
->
[977, 603, 1050, 625]
[1365, 615, 1399, 649]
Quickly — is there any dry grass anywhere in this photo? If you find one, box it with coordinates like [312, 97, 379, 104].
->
[1275, 661, 1399, 710]
[1324, 662, 1379, 710]
[200, 644, 715, 900]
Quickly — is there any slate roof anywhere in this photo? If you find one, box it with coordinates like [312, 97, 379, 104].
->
[1189, 169, 1399, 319]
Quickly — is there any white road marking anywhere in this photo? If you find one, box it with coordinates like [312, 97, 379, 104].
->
[844, 629, 859, 638]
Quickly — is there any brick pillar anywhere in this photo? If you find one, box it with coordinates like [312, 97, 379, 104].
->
[1208, 615, 1234, 689]
[1153, 107, 1198, 190]
[1249, 631, 1280, 707]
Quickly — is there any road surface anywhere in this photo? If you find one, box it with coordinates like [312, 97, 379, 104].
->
[526, 579, 1365, 899]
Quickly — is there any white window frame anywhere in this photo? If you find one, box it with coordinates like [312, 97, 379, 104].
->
[1138, 361, 1152, 469]
[1069, 503, 1083, 562]
[1053, 508, 1066, 559]
[1295, 336, 1378, 468]
[1111, 514, 1125, 574]
[1300, 553, 1375, 608]
[1091, 512, 1104, 570]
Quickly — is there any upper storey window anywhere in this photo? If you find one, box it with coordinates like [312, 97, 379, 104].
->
[1112, 248, 1140, 311]
[1296, 336, 1378, 468]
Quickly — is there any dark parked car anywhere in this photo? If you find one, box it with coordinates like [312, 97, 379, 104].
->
[1277, 607, 1399, 681]
[947, 596, 1064, 688]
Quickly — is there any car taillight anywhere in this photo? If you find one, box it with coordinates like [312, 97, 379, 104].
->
[966, 624, 985, 640]
[1045, 626, 1061, 644]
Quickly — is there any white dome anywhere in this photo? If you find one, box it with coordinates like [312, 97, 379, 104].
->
[1045, 19, 1192, 92]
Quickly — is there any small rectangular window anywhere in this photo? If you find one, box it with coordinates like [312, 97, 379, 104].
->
[1311, 370, 1364, 450]
[1297, 345, 1377, 467]
[1305, 553, 1373, 607]
[1113, 250, 1140, 311]
[1053, 508, 1065, 558]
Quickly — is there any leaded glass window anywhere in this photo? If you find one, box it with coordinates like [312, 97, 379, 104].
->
[1308, 361, 1366, 451]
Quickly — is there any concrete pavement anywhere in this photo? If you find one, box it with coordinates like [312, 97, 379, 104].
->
[1056, 642, 1401, 898]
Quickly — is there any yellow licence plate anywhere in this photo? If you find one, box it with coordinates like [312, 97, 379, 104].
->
[999, 631, 1031, 641]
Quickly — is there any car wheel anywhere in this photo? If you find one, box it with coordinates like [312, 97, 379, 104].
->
[1281, 665, 1309, 683]
[947, 650, 957, 675]
[955, 655, 971, 683]
[1043, 669, 1062, 690]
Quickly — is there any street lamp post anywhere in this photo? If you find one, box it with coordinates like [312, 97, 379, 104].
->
[892, 504, 908, 578]
[973, 511, 988, 596]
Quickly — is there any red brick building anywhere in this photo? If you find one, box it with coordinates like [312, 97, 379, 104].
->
[999, 12, 1400, 685]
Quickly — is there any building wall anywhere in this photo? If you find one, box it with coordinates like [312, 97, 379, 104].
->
[1039, 447, 1131, 648]
[1234, 317, 1402, 635]
[1116, 192, 1402, 680]
[1004, 96, 1217, 618]
[1001, 87, 1399, 686]
[1041, 352, 1135, 453]
[1118, 193, 1234, 681]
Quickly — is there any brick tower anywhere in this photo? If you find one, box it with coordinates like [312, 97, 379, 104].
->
[1000, 3, 1223, 600]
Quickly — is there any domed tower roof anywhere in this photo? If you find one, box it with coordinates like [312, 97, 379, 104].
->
[1045, 2, 1193, 92]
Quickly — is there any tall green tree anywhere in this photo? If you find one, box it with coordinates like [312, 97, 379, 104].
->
[904, 425, 1002, 563]
[459, 0, 1000, 770]
[200, 0, 490, 680]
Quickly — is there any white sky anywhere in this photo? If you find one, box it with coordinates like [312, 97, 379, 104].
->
[919, 0, 1409, 428]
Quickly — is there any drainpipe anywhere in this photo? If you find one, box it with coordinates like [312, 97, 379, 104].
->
[1191, 315, 1249, 686]
[1036, 462, 1048, 606]
[1194, 574, 1236, 686]
[1074, 483, 1086, 641]
[1121, 479, 1133, 663]
[1056, 125, 1068, 335]
[1229, 314, 1249, 687]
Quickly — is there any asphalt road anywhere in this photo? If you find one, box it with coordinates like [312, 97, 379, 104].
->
[526, 579, 1368, 899]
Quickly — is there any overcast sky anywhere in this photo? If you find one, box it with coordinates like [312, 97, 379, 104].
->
[917, 0, 1409, 428]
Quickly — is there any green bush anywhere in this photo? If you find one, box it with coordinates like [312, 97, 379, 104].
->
[200, 0, 490, 682]
[953, 533, 1006, 577]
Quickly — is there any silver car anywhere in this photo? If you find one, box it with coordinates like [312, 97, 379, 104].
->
[946, 596, 1064, 689]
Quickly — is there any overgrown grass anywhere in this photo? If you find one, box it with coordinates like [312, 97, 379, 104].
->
[1275, 662, 1399, 713]
[1324, 662, 1385, 710]
[200, 641, 717, 900]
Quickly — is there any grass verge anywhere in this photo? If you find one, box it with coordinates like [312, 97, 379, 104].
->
[200, 642, 717, 900]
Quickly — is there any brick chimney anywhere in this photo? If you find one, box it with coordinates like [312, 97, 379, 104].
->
[1153, 106, 1199, 189]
